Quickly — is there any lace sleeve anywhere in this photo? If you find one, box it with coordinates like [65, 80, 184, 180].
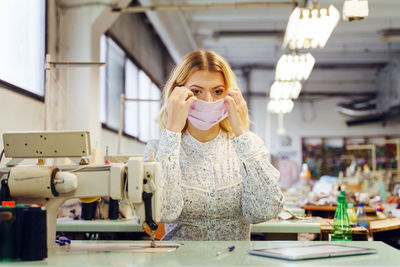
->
[232, 131, 284, 224]
[156, 129, 184, 222]
[144, 139, 159, 162]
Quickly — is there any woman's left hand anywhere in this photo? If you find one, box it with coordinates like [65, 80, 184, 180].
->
[224, 88, 249, 137]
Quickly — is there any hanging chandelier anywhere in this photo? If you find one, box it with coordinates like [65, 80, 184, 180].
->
[283, 4, 340, 50]
[275, 53, 315, 81]
[267, 99, 294, 114]
[269, 81, 302, 100]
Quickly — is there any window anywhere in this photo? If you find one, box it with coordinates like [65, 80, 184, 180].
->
[101, 35, 161, 143]
[137, 70, 162, 141]
[106, 38, 125, 130]
[149, 83, 161, 140]
[0, 0, 46, 97]
[138, 70, 152, 141]
[100, 35, 107, 123]
[125, 60, 139, 137]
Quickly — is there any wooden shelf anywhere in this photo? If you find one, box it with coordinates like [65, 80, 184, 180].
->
[370, 218, 400, 233]
[301, 205, 377, 219]
[316, 217, 369, 241]
[302, 135, 400, 179]
[301, 205, 376, 213]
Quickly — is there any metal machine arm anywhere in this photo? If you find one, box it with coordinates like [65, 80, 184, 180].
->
[0, 131, 161, 249]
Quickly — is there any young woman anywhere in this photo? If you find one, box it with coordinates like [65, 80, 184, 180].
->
[146, 49, 283, 240]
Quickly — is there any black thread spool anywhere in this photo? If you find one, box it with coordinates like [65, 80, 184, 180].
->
[0, 206, 15, 260]
[20, 206, 47, 261]
[81, 201, 97, 220]
[108, 198, 119, 220]
[14, 205, 28, 259]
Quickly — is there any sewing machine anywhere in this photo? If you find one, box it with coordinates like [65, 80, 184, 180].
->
[0, 131, 161, 249]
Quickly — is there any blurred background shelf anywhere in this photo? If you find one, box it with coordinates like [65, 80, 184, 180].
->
[302, 135, 400, 179]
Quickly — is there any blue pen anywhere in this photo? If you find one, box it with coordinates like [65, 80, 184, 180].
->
[216, 245, 235, 256]
[55, 236, 71, 246]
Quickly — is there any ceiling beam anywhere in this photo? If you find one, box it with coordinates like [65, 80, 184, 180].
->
[137, 0, 196, 63]
[232, 62, 387, 70]
[112, 1, 294, 13]
[213, 30, 284, 39]
[243, 91, 376, 98]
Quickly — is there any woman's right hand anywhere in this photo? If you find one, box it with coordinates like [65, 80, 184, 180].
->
[166, 86, 197, 133]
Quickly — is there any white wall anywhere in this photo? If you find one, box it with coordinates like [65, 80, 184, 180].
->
[47, 0, 139, 162]
[101, 129, 146, 157]
[0, 0, 144, 167]
[48, 0, 125, 158]
[0, 89, 44, 165]
[0, 86, 147, 166]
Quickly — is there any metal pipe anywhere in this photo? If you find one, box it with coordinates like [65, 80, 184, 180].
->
[117, 95, 160, 153]
[45, 54, 52, 131]
[48, 62, 106, 68]
[277, 113, 286, 135]
[178, 10, 198, 50]
[44, 55, 106, 131]
[113, 2, 294, 13]
[124, 98, 160, 102]
[118, 94, 125, 154]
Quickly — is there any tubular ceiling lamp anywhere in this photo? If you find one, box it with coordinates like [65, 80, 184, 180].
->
[269, 81, 302, 100]
[275, 53, 315, 81]
[267, 99, 294, 114]
[283, 4, 340, 50]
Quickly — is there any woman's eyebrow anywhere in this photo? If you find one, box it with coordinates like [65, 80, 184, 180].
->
[189, 84, 203, 89]
[189, 84, 225, 89]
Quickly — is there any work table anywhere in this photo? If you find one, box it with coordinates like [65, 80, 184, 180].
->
[3, 241, 399, 266]
[56, 217, 321, 234]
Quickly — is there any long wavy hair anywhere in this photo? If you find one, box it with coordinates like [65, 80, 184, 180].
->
[159, 49, 245, 134]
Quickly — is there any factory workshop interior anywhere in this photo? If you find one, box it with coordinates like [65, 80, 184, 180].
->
[1, 0, 400, 266]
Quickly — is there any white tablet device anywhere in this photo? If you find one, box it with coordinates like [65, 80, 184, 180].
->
[248, 244, 377, 261]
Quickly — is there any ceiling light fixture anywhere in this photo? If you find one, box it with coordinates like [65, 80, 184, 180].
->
[267, 99, 294, 114]
[283, 4, 340, 50]
[269, 81, 302, 100]
[343, 0, 369, 21]
[275, 53, 315, 81]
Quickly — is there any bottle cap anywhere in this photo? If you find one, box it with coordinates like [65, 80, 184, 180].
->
[358, 202, 364, 207]
[1, 201, 15, 207]
[348, 203, 354, 208]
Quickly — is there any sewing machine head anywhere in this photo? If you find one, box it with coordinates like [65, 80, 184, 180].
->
[0, 131, 161, 249]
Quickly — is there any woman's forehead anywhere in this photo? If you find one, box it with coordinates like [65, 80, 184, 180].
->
[185, 70, 225, 87]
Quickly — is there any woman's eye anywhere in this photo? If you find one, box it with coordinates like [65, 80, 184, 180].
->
[191, 89, 201, 95]
[214, 89, 224, 95]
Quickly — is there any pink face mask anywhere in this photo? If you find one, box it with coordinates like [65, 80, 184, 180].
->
[188, 99, 228, 131]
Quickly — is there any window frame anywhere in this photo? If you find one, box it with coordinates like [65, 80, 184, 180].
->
[101, 33, 162, 144]
[0, 0, 47, 102]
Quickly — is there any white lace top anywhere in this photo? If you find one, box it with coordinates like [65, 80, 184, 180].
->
[145, 129, 284, 241]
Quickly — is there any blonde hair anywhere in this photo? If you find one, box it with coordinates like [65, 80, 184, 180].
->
[159, 49, 243, 134]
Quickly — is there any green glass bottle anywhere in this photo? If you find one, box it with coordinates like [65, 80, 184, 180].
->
[331, 192, 352, 241]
